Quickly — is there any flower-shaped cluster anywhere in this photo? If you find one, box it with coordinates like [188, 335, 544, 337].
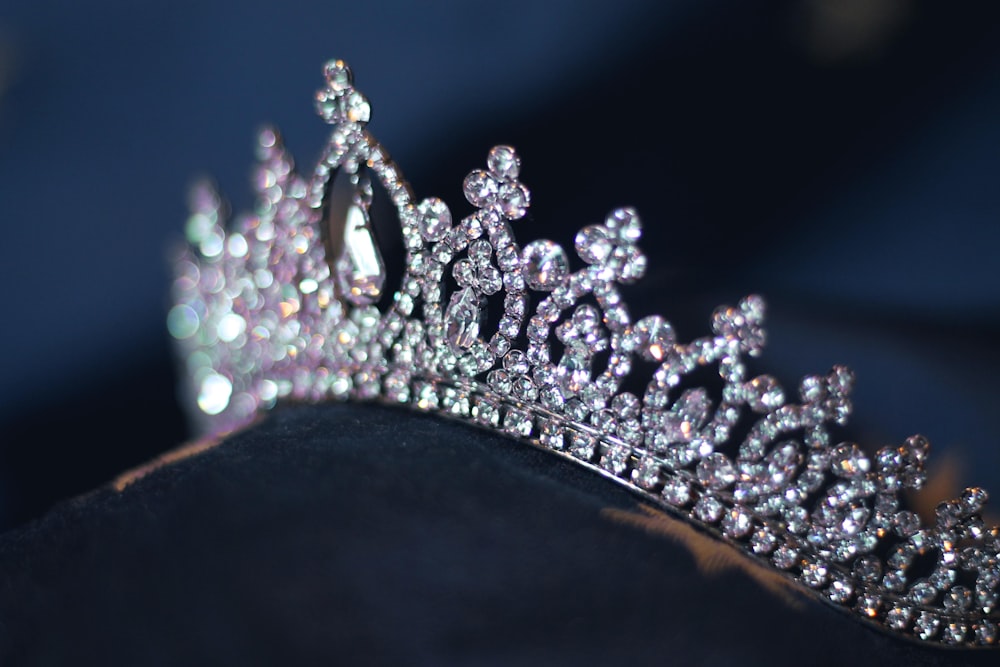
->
[462, 145, 531, 220]
[453, 239, 502, 295]
[314, 60, 371, 125]
[712, 294, 766, 357]
[574, 208, 647, 284]
[554, 304, 609, 396]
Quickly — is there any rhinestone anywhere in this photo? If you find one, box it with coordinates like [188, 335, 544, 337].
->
[750, 527, 778, 554]
[479, 267, 503, 295]
[442, 388, 470, 417]
[662, 477, 692, 506]
[539, 384, 565, 410]
[513, 376, 538, 402]
[909, 581, 936, 605]
[944, 586, 972, 612]
[772, 545, 798, 570]
[487, 145, 520, 179]
[882, 570, 906, 592]
[472, 397, 500, 427]
[463, 169, 498, 207]
[886, 606, 912, 630]
[498, 182, 530, 219]
[961, 487, 988, 514]
[414, 382, 439, 411]
[416, 197, 451, 241]
[936, 500, 964, 529]
[575, 225, 613, 264]
[601, 445, 631, 477]
[827, 577, 854, 604]
[943, 623, 967, 645]
[800, 560, 829, 588]
[893, 510, 920, 537]
[974, 621, 997, 645]
[720, 506, 753, 538]
[633, 315, 675, 363]
[856, 595, 881, 619]
[322, 59, 353, 91]
[930, 567, 956, 590]
[693, 495, 724, 522]
[618, 246, 647, 283]
[610, 392, 640, 419]
[762, 441, 801, 491]
[830, 442, 870, 478]
[568, 432, 596, 460]
[503, 408, 532, 437]
[914, 612, 940, 641]
[522, 240, 569, 291]
[539, 419, 565, 450]
[487, 370, 512, 395]
[746, 375, 785, 413]
[632, 458, 661, 490]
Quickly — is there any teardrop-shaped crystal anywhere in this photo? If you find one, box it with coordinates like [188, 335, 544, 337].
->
[522, 240, 569, 291]
[325, 171, 386, 306]
[696, 452, 737, 490]
[444, 286, 483, 352]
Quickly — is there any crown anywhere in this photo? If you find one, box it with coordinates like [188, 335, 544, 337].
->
[168, 59, 999, 649]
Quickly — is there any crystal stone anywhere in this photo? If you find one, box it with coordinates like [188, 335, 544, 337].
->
[522, 240, 569, 291]
[417, 197, 452, 241]
[487, 145, 520, 180]
[444, 287, 483, 352]
[325, 173, 385, 306]
[634, 315, 675, 362]
[575, 225, 613, 264]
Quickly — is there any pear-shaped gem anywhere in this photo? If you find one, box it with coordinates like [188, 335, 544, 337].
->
[325, 172, 386, 306]
[444, 287, 483, 352]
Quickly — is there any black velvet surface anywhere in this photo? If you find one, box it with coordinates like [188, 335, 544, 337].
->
[0, 403, 993, 666]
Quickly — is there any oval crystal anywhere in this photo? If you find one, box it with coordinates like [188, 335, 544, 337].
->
[417, 197, 452, 241]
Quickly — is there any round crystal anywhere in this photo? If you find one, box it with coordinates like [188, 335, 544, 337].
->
[487, 145, 520, 179]
[522, 240, 569, 291]
[343, 90, 371, 123]
[696, 453, 737, 490]
[417, 197, 452, 241]
[575, 225, 613, 264]
[463, 169, 498, 207]
[747, 375, 784, 413]
[498, 182, 530, 219]
[721, 506, 753, 538]
[634, 315, 675, 362]
[830, 442, 870, 478]
[323, 59, 353, 91]
[662, 477, 692, 506]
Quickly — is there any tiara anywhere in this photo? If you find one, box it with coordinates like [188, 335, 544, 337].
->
[168, 59, 999, 649]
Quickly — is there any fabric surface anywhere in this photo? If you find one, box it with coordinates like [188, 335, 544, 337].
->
[0, 402, 993, 666]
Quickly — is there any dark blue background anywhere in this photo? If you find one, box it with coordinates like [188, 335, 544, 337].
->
[1, 0, 999, 530]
